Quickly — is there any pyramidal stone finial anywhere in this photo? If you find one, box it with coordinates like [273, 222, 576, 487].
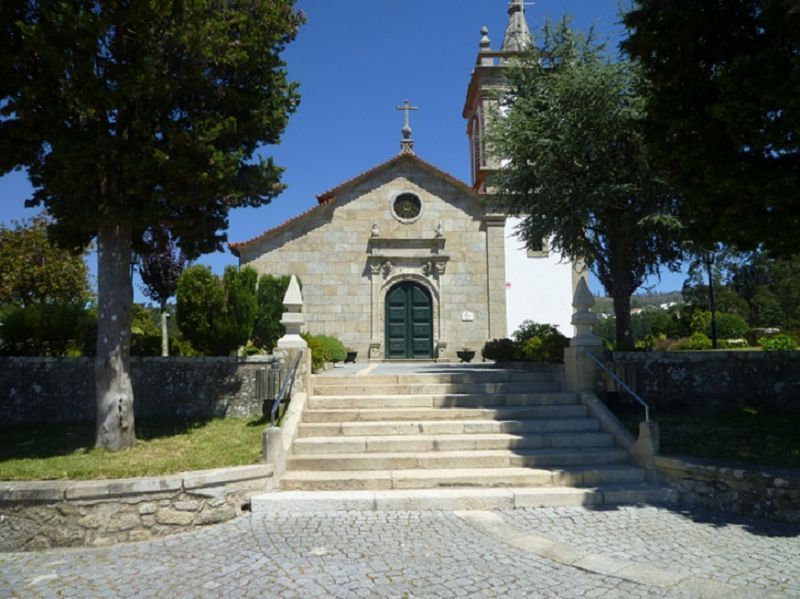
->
[277, 275, 307, 349]
[283, 275, 303, 307]
[502, 0, 533, 52]
[570, 277, 601, 347]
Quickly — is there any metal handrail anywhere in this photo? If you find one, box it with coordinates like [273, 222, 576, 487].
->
[582, 350, 650, 422]
[270, 350, 304, 427]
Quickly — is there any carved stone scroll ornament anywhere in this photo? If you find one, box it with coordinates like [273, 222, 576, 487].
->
[382, 260, 394, 277]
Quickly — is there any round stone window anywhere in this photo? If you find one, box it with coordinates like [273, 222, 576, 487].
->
[392, 193, 422, 223]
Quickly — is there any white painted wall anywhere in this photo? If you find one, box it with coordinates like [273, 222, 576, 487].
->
[504, 217, 575, 336]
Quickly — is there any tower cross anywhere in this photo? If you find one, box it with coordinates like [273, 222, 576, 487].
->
[396, 99, 419, 154]
[396, 99, 418, 135]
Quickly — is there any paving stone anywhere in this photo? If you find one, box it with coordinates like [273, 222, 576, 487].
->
[1, 505, 797, 597]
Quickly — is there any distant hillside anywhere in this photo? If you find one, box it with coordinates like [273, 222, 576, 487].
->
[593, 291, 683, 315]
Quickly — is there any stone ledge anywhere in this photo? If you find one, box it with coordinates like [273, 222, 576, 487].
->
[0, 464, 274, 552]
[655, 455, 800, 524]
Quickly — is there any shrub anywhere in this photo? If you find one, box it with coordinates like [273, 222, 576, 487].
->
[687, 331, 712, 350]
[713, 313, 749, 339]
[0, 302, 96, 356]
[518, 336, 544, 361]
[759, 334, 798, 351]
[252, 275, 293, 351]
[316, 335, 346, 362]
[176, 265, 258, 355]
[717, 338, 749, 349]
[481, 338, 517, 362]
[513, 321, 568, 363]
[300, 332, 328, 369]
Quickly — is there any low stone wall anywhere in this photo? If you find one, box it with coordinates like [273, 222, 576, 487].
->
[0, 356, 281, 426]
[656, 456, 800, 524]
[612, 351, 800, 410]
[0, 464, 273, 551]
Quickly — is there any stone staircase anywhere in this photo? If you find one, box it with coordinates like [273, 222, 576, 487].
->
[259, 367, 674, 508]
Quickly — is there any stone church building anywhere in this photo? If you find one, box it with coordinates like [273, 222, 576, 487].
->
[230, 1, 579, 361]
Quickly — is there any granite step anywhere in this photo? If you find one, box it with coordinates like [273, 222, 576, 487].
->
[298, 417, 600, 438]
[279, 465, 645, 491]
[311, 381, 562, 396]
[312, 371, 560, 386]
[288, 448, 630, 471]
[302, 405, 588, 423]
[292, 431, 615, 454]
[252, 484, 679, 512]
[307, 392, 579, 410]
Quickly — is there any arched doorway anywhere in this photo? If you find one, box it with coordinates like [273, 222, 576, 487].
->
[385, 282, 433, 359]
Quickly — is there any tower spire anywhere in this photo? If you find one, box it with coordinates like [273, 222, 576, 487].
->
[502, 0, 532, 52]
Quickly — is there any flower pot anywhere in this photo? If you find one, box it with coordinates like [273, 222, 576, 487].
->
[456, 350, 475, 363]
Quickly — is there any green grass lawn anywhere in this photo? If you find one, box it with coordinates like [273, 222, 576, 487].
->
[613, 404, 800, 469]
[0, 418, 265, 481]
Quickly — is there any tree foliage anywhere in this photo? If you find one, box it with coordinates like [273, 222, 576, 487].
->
[252, 274, 292, 351]
[138, 227, 186, 309]
[0, 218, 91, 307]
[0, 302, 96, 356]
[623, 0, 800, 254]
[491, 21, 681, 348]
[175, 265, 258, 356]
[0, 0, 302, 449]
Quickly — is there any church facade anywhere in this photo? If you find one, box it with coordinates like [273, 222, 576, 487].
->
[231, 1, 579, 361]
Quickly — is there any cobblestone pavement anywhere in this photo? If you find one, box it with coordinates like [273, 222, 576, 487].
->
[1, 506, 798, 598]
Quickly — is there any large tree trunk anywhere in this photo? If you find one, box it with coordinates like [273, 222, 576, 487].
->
[611, 284, 634, 350]
[95, 222, 136, 450]
[160, 299, 169, 357]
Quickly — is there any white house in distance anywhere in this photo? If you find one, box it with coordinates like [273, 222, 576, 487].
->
[463, 0, 583, 336]
[230, 1, 579, 360]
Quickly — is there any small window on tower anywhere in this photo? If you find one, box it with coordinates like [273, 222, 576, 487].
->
[526, 237, 550, 258]
[392, 193, 422, 223]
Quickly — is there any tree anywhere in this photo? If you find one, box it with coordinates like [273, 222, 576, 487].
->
[623, 0, 800, 254]
[1, 1, 302, 450]
[252, 274, 292, 350]
[0, 218, 91, 307]
[220, 266, 258, 353]
[175, 265, 258, 356]
[491, 21, 681, 348]
[138, 227, 186, 357]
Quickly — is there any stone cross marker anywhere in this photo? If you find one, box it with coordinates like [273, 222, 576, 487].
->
[396, 99, 418, 154]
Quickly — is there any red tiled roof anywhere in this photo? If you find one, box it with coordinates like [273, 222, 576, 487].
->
[229, 152, 477, 256]
[228, 198, 335, 256]
[316, 152, 478, 203]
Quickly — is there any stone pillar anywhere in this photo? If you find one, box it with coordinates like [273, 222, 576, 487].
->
[484, 214, 508, 340]
[564, 278, 604, 393]
[277, 275, 307, 350]
[275, 275, 311, 403]
[368, 262, 382, 361]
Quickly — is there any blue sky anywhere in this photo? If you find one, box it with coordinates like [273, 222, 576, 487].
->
[0, 0, 687, 300]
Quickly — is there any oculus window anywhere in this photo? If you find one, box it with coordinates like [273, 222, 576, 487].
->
[392, 193, 422, 222]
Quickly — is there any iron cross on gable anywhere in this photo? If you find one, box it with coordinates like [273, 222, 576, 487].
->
[396, 99, 418, 137]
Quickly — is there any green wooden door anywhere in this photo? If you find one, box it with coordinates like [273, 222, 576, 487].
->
[385, 282, 433, 359]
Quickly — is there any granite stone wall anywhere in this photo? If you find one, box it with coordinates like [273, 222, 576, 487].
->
[611, 351, 800, 411]
[656, 456, 800, 524]
[0, 465, 273, 551]
[0, 356, 281, 427]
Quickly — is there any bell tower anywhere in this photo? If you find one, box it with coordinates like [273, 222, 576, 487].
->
[463, 0, 532, 192]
